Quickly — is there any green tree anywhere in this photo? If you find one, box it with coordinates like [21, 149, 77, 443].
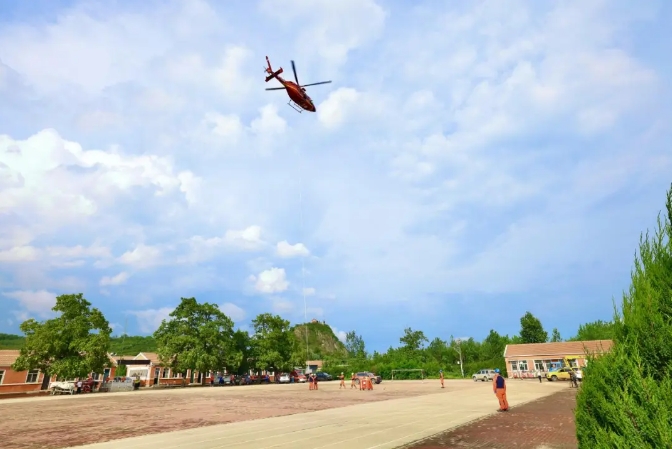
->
[569, 320, 616, 341]
[519, 312, 548, 343]
[250, 313, 300, 372]
[482, 330, 507, 360]
[575, 184, 672, 447]
[345, 331, 367, 359]
[399, 328, 428, 352]
[12, 293, 112, 380]
[153, 297, 239, 384]
[233, 329, 253, 374]
[115, 364, 127, 376]
[550, 328, 562, 342]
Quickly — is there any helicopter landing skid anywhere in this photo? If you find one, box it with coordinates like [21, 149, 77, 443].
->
[287, 100, 303, 113]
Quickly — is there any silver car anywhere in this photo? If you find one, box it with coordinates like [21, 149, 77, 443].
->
[472, 369, 496, 382]
[278, 373, 291, 384]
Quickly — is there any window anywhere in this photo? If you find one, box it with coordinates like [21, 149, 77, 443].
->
[26, 370, 39, 383]
[92, 373, 100, 380]
[174, 371, 181, 378]
[509, 361, 518, 371]
[0, 370, 5, 385]
[568, 359, 579, 368]
[534, 360, 544, 371]
[162, 368, 170, 378]
[518, 360, 529, 371]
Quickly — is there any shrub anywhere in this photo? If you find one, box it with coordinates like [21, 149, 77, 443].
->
[575, 185, 672, 447]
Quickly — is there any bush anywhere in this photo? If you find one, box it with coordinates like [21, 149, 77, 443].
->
[576, 344, 672, 447]
[575, 185, 672, 447]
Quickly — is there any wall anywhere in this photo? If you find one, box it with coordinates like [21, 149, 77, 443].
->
[0, 366, 48, 394]
[504, 356, 588, 378]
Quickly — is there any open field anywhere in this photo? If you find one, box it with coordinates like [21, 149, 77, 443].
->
[0, 379, 568, 449]
[407, 388, 578, 448]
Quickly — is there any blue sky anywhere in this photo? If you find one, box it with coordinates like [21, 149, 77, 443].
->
[0, 0, 670, 352]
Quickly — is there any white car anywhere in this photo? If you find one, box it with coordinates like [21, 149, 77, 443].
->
[278, 373, 291, 384]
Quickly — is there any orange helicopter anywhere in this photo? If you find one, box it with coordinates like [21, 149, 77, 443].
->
[264, 56, 332, 113]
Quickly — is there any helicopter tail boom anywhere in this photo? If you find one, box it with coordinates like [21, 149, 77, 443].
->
[264, 56, 284, 82]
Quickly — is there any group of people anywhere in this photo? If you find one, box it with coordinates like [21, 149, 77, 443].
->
[308, 372, 319, 390]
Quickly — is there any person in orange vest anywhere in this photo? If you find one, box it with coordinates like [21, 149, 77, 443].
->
[492, 368, 509, 412]
[351, 373, 357, 389]
[309, 373, 314, 390]
[314, 373, 319, 390]
[440, 370, 445, 388]
[339, 372, 345, 389]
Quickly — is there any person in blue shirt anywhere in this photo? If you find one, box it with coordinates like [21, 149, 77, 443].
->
[492, 368, 509, 412]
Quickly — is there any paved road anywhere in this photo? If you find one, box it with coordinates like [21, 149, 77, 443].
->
[71, 381, 567, 449]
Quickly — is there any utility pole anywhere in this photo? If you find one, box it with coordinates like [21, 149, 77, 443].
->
[453, 338, 465, 378]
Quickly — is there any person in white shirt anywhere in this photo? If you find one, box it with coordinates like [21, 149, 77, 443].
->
[76, 380, 82, 394]
[535, 369, 542, 383]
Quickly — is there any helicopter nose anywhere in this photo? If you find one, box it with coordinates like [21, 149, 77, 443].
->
[307, 102, 316, 112]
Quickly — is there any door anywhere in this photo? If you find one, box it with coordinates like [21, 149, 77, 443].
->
[103, 368, 111, 382]
[40, 373, 51, 390]
[153, 368, 160, 385]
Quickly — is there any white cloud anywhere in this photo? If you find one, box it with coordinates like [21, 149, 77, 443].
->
[302, 287, 316, 296]
[3, 290, 56, 317]
[224, 226, 264, 250]
[276, 241, 310, 258]
[251, 268, 289, 293]
[129, 307, 174, 334]
[118, 245, 162, 268]
[219, 302, 246, 322]
[330, 325, 347, 342]
[100, 272, 130, 286]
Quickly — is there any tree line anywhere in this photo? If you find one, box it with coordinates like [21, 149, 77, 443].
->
[324, 313, 616, 380]
[8, 288, 616, 383]
[10, 296, 309, 382]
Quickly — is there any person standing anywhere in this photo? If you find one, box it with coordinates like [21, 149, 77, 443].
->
[492, 369, 509, 412]
[76, 379, 82, 394]
[535, 368, 542, 383]
[439, 370, 445, 388]
[351, 373, 357, 389]
[314, 373, 319, 390]
[339, 372, 345, 389]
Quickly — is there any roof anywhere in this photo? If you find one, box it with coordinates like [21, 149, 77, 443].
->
[135, 352, 161, 364]
[0, 350, 20, 367]
[504, 340, 613, 358]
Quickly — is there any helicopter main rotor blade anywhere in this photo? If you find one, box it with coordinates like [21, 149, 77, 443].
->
[290, 60, 300, 85]
[265, 87, 286, 91]
[300, 81, 332, 88]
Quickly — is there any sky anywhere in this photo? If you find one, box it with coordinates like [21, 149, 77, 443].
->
[0, 0, 671, 353]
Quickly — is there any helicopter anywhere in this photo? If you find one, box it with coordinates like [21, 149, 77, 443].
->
[264, 56, 332, 113]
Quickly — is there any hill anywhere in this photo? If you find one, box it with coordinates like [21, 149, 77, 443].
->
[0, 333, 157, 355]
[291, 321, 347, 360]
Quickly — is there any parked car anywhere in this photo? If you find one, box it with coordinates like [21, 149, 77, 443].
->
[215, 375, 233, 386]
[315, 372, 333, 381]
[290, 370, 307, 383]
[354, 372, 381, 384]
[278, 373, 291, 384]
[366, 372, 382, 384]
[546, 367, 574, 381]
[472, 369, 497, 382]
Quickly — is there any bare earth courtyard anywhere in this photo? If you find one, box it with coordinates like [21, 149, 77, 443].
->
[0, 380, 568, 449]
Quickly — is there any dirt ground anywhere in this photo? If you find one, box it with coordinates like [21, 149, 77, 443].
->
[407, 388, 578, 449]
[1, 380, 456, 449]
